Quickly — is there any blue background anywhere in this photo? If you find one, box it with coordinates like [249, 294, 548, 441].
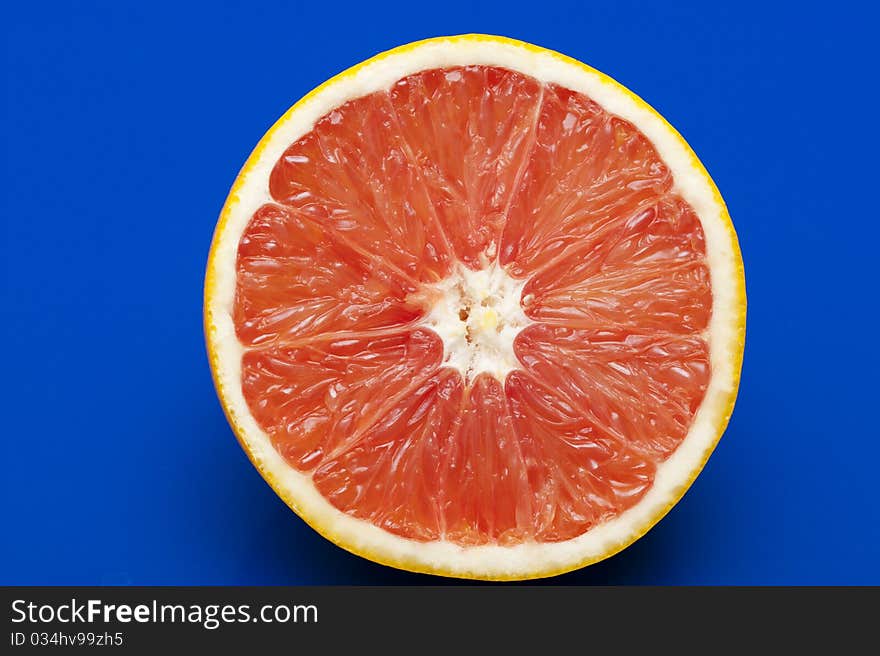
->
[3, 1, 877, 585]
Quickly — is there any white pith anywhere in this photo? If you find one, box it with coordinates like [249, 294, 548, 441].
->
[205, 36, 744, 579]
[417, 262, 530, 382]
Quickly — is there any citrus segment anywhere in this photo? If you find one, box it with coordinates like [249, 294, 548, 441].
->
[441, 374, 533, 546]
[514, 325, 709, 459]
[499, 84, 672, 278]
[242, 329, 442, 471]
[521, 196, 712, 334]
[313, 368, 461, 541]
[389, 66, 542, 268]
[505, 369, 658, 542]
[234, 203, 420, 346]
[268, 92, 451, 283]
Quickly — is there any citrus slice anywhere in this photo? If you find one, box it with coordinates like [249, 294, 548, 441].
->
[205, 34, 746, 580]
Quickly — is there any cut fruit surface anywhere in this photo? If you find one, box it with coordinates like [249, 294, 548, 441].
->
[205, 35, 745, 580]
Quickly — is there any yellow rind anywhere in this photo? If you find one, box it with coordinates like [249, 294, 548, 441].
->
[204, 34, 747, 581]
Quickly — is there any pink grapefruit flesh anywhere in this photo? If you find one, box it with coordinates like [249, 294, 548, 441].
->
[232, 65, 712, 547]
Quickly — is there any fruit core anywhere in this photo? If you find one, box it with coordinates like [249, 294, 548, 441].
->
[415, 263, 529, 383]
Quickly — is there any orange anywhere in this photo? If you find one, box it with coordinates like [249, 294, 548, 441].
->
[205, 35, 746, 580]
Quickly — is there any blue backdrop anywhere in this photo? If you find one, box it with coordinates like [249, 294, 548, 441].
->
[3, 1, 877, 585]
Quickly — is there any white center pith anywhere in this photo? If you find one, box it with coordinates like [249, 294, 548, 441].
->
[416, 263, 530, 382]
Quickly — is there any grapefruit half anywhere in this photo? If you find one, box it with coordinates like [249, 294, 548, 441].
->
[205, 34, 746, 580]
